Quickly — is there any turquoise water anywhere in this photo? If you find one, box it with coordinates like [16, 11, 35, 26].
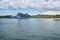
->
[0, 18, 60, 40]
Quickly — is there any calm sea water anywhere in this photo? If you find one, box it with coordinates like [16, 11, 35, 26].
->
[0, 18, 60, 40]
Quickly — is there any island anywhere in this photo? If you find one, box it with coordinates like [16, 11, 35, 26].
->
[0, 15, 12, 18]
[0, 12, 30, 19]
[0, 13, 60, 18]
[31, 14, 60, 18]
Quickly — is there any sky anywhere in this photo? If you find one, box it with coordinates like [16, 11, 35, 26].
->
[0, 0, 60, 15]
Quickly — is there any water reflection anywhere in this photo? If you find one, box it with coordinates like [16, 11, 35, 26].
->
[53, 18, 60, 21]
[0, 18, 60, 40]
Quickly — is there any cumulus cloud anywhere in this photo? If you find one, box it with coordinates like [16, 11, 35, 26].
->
[0, 0, 60, 11]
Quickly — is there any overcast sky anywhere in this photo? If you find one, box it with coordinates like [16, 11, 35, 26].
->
[0, 0, 60, 15]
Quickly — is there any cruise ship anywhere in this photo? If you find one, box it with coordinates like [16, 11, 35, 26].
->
[15, 12, 30, 19]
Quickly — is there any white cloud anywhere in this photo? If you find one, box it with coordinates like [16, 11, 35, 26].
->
[42, 11, 60, 15]
[0, 0, 60, 11]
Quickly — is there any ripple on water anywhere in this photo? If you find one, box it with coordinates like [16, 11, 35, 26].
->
[0, 35, 60, 40]
[0, 18, 60, 40]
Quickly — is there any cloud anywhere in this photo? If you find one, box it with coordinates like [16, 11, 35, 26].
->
[42, 11, 60, 15]
[0, 0, 60, 11]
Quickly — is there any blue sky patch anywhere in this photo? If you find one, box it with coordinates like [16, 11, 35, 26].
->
[45, 0, 49, 1]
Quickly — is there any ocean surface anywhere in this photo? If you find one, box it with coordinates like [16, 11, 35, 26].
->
[0, 18, 60, 40]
